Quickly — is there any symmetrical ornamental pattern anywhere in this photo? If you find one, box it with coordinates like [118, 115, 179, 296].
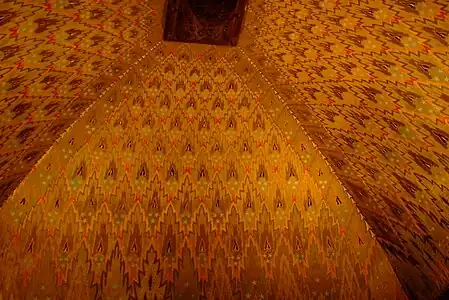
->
[0, 44, 404, 299]
[1, 0, 449, 298]
[0, 0, 163, 206]
[240, 0, 449, 297]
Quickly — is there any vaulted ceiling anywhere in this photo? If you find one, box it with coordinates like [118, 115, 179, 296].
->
[0, 0, 162, 203]
[0, 0, 448, 299]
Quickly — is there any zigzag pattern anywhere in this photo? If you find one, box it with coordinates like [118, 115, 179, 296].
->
[1, 0, 449, 298]
[0, 0, 164, 206]
[244, 0, 449, 298]
[0, 43, 405, 299]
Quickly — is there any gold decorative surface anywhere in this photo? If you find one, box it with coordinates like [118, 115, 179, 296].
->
[0, 43, 404, 299]
[0, 0, 162, 206]
[238, 0, 449, 298]
[0, 0, 449, 298]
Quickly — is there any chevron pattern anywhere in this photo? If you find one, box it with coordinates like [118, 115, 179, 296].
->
[0, 0, 163, 206]
[0, 43, 404, 299]
[0, 0, 448, 299]
[241, 0, 449, 298]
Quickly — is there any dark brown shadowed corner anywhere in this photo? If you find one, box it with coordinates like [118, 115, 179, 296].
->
[163, 0, 248, 46]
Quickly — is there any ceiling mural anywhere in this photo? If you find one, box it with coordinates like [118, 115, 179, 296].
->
[239, 0, 449, 298]
[0, 0, 163, 206]
[0, 44, 404, 299]
[0, 0, 448, 299]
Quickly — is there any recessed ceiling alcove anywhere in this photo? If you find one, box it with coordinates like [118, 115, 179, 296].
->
[163, 0, 247, 46]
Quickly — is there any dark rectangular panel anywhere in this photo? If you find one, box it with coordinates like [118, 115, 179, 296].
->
[163, 0, 248, 46]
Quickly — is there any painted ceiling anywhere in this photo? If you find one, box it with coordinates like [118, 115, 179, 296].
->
[0, 0, 448, 299]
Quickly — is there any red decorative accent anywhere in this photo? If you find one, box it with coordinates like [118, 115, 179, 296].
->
[48, 34, 56, 43]
[9, 27, 19, 37]
[391, 16, 401, 23]
[438, 116, 449, 124]
[304, 164, 310, 173]
[44, 65, 55, 75]
[436, 9, 448, 20]
[16, 61, 24, 69]
[345, 49, 354, 56]
[406, 77, 417, 85]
